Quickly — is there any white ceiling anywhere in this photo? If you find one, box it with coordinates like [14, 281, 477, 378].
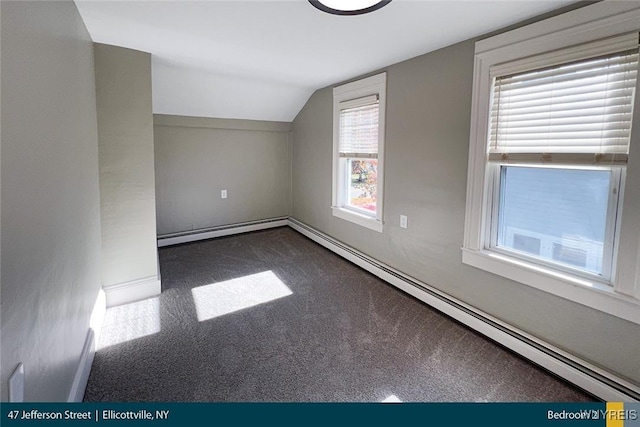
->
[75, 0, 576, 122]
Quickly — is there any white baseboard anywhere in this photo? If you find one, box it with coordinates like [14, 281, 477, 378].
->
[67, 329, 95, 402]
[288, 217, 640, 401]
[103, 275, 161, 308]
[89, 289, 106, 353]
[157, 217, 289, 248]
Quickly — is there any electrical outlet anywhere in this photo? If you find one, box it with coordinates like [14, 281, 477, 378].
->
[9, 363, 24, 402]
[400, 215, 408, 229]
[221, 190, 227, 199]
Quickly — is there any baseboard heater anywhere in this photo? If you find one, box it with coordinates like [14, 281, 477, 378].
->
[157, 217, 289, 247]
[287, 217, 640, 402]
[157, 216, 639, 401]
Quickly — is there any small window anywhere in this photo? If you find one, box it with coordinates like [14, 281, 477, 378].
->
[332, 73, 386, 232]
[340, 97, 379, 214]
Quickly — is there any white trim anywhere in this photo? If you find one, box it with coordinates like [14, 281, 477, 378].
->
[9, 364, 24, 403]
[67, 289, 106, 402]
[157, 217, 289, 247]
[462, 248, 640, 325]
[288, 217, 639, 401]
[463, 2, 640, 321]
[103, 275, 161, 308]
[339, 94, 378, 110]
[153, 114, 292, 133]
[474, 2, 640, 56]
[615, 59, 640, 299]
[89, 288, 106, 353]
[332, 72, 386, 230]
[67, 329, 95, 402]
[331, 207, 383, 233]
[488, 31, 639, 79]
[333, 73, 387, 100]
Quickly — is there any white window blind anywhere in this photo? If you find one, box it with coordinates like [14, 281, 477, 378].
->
[489, 50, 639, 164]
[339, 95, 379, 158]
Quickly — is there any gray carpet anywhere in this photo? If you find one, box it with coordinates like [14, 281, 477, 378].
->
[84, 227, 595, 402]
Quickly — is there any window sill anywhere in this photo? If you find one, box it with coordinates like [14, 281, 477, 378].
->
[332, 207, 383, 233]
[461, 247, 640, 325]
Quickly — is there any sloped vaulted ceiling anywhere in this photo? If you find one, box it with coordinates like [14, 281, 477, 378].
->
[75, 0, 576, 122]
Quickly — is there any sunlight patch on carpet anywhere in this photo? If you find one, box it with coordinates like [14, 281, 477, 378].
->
[98, 297, 161, 350]
[192, 270, 292, 321]
[382, 394, 402, 403]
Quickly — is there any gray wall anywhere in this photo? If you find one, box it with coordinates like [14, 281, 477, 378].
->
[1, 1, 102, 401]
[94, 44, 158, 288]
[291, 40, 640, 385]
[154, 115, 291, 235]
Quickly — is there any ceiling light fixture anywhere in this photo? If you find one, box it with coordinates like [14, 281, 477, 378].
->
[309, 0, 391, 16]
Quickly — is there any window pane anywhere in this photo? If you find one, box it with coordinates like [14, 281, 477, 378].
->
[496, 166, 611, 276]
[490, 50, 638, 156]
[339, 102, 379, 154]
[347, 159, 377, 213]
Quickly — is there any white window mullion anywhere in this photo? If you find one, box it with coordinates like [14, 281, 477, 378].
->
[339, 153, 378, 159]
[488, 164, 502, 250]
[603, 168, 624, 282]
[343, 159, 351, 209]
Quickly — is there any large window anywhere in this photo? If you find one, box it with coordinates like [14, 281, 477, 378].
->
[487, 49, 637, 283]
[332, 73, 386, 232]
[463, 3, 640, 324]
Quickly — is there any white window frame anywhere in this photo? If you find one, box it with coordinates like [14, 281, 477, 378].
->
[463, 2, 640, 325]
[332, 73, 387, 233]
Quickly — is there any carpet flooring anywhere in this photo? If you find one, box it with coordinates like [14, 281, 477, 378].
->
[84, 227, 594, 402]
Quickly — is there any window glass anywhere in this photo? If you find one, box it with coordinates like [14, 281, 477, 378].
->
[496, 166, 611, 276]
[347, 159, 377, 213]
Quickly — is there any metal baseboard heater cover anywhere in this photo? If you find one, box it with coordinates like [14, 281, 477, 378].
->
[157, 217, 289, 247]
